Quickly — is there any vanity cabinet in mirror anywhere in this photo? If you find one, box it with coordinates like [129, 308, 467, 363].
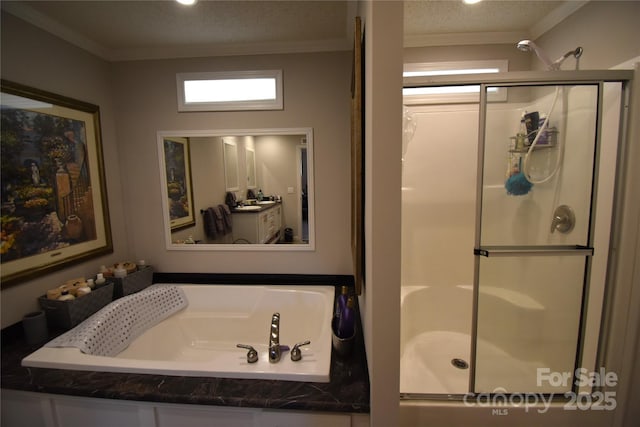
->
[157, 128, 314, 251]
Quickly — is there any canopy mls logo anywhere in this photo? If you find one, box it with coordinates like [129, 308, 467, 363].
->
[462, 368, 618, 415]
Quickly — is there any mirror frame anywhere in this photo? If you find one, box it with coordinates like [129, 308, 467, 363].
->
[157, 127, 315, 251]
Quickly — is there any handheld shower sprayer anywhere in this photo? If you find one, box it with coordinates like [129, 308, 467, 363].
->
[516, 40, 583, 70]
[517, 40, 554, 70]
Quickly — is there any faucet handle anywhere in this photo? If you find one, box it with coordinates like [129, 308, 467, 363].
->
[550, 205, 575, 234]
[236, 344, 258, 363]
[291, 340, 311, 362]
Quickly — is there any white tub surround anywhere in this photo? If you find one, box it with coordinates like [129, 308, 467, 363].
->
[23, 284, 335, 382]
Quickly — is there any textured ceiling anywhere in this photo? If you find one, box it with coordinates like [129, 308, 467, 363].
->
[405, 1, 563, 35]
[1, 0, 583, 61]
[13, 1, 350, 48]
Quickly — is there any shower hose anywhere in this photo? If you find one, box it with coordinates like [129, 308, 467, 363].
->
[522, 85, 564, 184]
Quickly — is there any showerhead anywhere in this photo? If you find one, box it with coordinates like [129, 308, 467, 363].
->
[516, 40, 534, 52]
[516, 39, 554, 70]
[552, 47, 583, 69]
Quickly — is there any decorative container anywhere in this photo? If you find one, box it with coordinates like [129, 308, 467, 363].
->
[110, 265, 154, 299]
[38, 282, 114, 331]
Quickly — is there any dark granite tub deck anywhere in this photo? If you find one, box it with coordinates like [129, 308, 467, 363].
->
[1, 274, 369, 414]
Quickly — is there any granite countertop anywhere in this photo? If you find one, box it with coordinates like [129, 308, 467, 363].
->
[232, 201, 280, 213]
[0, 284, 369, 413]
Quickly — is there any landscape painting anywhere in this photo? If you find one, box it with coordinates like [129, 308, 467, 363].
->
[1, 80, 112, 287]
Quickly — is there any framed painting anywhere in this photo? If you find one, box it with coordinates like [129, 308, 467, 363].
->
[1, 80, 112, 288]
[161, 137, 195, 231]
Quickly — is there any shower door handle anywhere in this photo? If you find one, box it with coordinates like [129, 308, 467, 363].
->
[474, 246, 593, 257]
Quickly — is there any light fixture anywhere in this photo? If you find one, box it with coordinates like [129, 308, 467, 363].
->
[463, 0, 484, 4]
[176, 0, 198, 6]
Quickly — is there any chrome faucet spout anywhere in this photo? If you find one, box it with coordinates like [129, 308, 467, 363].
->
[268, 313, 281, 363]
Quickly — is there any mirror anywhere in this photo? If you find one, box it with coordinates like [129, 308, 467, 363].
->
[157, 128, 314, 251]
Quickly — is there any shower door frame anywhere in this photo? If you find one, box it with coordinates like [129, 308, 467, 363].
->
[401, 69, 633, 400]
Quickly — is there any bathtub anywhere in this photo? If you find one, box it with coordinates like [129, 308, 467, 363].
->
[22, 284, 335, 383]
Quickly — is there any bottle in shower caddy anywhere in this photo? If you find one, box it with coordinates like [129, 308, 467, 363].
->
[537, 115, 552, 145]
[517, 114, 527, 150]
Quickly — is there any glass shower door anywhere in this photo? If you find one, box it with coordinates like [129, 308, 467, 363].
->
[473, 83, 599, 394]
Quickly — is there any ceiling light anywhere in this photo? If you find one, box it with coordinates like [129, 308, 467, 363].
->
[463, 0, 484, 4]
[176, 0, 198, 6]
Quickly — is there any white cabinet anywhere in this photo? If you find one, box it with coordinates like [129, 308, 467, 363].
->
[0, 391, 367, 427]
[233, 204, 282, 243]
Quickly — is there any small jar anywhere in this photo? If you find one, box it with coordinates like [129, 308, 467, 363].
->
[86, 278, 95, 289]
[58, 290, 75, 301]
[113, 264, 127, 278]
[47, 287, 62, 300]
[95, 273, 106, 286]
[76, 286, 92, 297]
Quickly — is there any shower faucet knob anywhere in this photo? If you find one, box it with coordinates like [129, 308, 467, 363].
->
[237, 344, 259, 363]
[550, 205, 575, 234]
[291, 340, 311, 361]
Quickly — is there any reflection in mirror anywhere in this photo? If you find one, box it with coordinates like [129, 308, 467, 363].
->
[246, 147, 256, 189]
[223, 139, 239, 191]
[157, 128, 314, 251]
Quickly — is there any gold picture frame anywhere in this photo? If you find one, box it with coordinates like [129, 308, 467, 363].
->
[351, 17, 364, 295]
[161, 137, 195, 231]
[1, 80, 113, 288]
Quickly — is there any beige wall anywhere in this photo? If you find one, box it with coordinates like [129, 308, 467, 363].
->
[1, 13, 353, 327]
[536, 0, 640, 71]
[405, 44, 531, 72]
[110, 51, 352, 274]
[1, 12, 131, 327]
[359, 1, 403, 426]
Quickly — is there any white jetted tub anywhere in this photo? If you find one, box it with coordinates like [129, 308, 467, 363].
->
[22, 284, 335, 383]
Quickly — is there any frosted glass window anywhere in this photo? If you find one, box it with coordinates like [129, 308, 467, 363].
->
[403, 60, 507, 104]
[177, 70, 283, 111]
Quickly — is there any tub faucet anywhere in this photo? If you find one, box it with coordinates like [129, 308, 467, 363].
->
[268, 313, 281, 363]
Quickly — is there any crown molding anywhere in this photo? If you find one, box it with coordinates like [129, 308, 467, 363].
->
[109, 39, 351, 62]
[404, 31, 529, 48]
[530, 0, 589, 40]
[2, 2, 114, 60]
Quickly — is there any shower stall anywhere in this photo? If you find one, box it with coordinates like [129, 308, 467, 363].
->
[400, 69, 632, 402]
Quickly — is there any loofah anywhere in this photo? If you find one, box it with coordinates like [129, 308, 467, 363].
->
[505, 172, 533, 196]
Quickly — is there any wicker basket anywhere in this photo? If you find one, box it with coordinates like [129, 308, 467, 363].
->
[111, 265, 154, 299]
[38, 282, 114, 331]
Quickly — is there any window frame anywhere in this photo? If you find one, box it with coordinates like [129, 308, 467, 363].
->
[176, 70, 283, 112]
